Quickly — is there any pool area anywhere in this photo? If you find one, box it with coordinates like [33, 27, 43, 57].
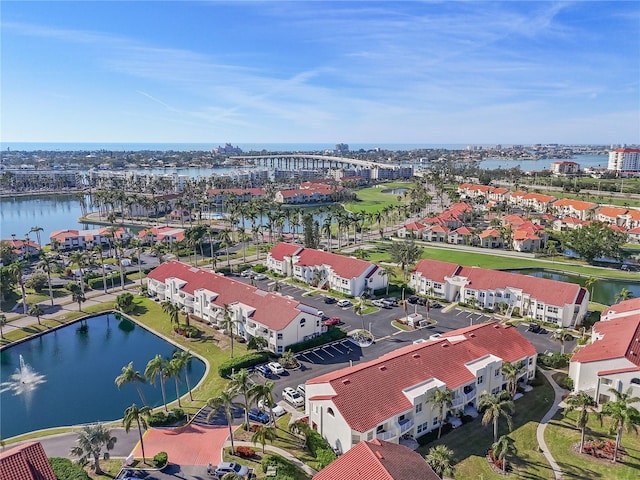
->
[0, 312, 205, 439]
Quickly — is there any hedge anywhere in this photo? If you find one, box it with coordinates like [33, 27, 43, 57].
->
[261, 453, 297, 479]
[286, 327, 348, 354]
[49, 457, 91, 480]
[218, 351, 270, 378]
[87, 271, 128, 289]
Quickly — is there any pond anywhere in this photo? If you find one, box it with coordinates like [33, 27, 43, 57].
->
[381, 188, 409, 195]
[0, 312, 206, 439]
[509, 269, 640, 305]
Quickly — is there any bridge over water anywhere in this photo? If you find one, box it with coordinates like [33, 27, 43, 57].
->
[228, 154, 395, 170]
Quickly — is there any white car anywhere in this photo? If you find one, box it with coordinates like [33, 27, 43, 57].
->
[253, 273, 266, 281]
[296, 384, 306, 398]
[258, 399, 286, 417]
[267, 362, 285, 375]
[283, 387, 305, 408]
[336, 299, 353, 308]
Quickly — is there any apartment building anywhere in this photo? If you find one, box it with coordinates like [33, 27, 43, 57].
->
[608, 148, 640, 172]
[50, 227, 128, 250]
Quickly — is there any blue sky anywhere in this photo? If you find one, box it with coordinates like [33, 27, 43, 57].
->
[2, 1, 639, 144]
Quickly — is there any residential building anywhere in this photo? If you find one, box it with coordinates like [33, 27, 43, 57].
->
[147, 261, 326, 353]
[0, 441, 57, 480]
[266, 243, 387, 297]
[608, 148, 640, 172]
[596, 206, 630, 226]
[0, 238, 41, 259]
[478, 228, 503, 249]
[50, 227, 128, 250]
[206, 188, 266, 204]
[551, 199, 597, 221]
[410, 259, 589, 327]
[551, 161, 580, 175]
[447, 226, 474, 245]
[397, 222, 427, 239]
[137, 226, 185, 244]
[305, 322, 537, 454]
[552, 217, 589, 232]
[569, 300, 640, 407]
[423, 225, 450, 243]
[313, 439, 441, 480]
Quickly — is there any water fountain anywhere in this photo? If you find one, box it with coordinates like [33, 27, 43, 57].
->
[0, 355, 46, 396]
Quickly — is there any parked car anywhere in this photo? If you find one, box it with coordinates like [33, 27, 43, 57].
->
[381, 299, 396, 308]
[416, 297, 427, 306]
[323, 296, 337, 304]
[256, 365, 272, 378]
[429, 301, 442, 309]
[258, 400, 286, 417]
[336, 299, 353, 308]
[267, 362, 285, 375]
[527, 323, 541, 333]
[253, 273, 266, 281]
[407, 295, 419, 304]
[283, 387, 305, 407]
[240, 269, 254, 278]
[247, 408, 270, 424]
[372, 299, 386, 308]
[296, 384, 306, 398]
[384, 297, 399, 306]
[324, 316, 341, 326]
[213, 462, 249, 478]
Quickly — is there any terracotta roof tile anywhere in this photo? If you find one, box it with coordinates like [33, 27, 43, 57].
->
[413, 259, 461, 283]
[0, 442, 56, 480]
[571, 316, 640, 366]
[269, 242, 303, 261]
[295, 248, 375, 279]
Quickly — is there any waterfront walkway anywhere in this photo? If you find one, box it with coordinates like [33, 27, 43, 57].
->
[536, 368, 569, 480]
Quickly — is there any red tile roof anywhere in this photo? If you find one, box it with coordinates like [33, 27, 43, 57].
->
[268, 242, 303, 261]
[479, 228, 501, 239]
[552, 198, 597, 211]
[413, 259, 461, 283]
[598, 206, 628, 218]
[403, 222, 426, 230]
[0, 442, 56, 480]
[571, 316, 640, 367]
[598, 366, 640, 376]
[294, 247, 375, 279]
[314, 439, 441, 480]
[148, 261, 307, 330]
[602, 298, 640, 320]
[307, 322, 535, 433]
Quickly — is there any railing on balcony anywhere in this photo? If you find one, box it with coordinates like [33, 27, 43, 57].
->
[183, 298, 194, 306]
[452, 396, 464, 408]
[155, 284, 166, 291]
[398, 418, 414, 434]
[376, 430, 397, 441]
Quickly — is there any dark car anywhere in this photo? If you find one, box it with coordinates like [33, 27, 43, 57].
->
[429, 302, 442, 309]
[256, 365, 272, 378]
[527, 323, 541, 333]
[324, 316, 341, 326]
[323, 296, 337, 304]
[416, 297, 427, 306]
[248, 408, 270, 424]
[407, 295, 419, 304]
[384, 297, 399, 306]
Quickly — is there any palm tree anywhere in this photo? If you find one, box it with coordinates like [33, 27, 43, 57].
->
[492, 434, 516, 474]
[151, 242, 166, 264]
[37, 254, 56, 305]
[424, 444, 455, 478]
[251, 425, 277, 453]
[71, 287, 86, 312]
[161, 300, 182, 329]
[28, 304, 44, 326]
[0, 313, 7, 339]
[69, 250, 88, 295]
[69, 423, 117, 475]
[115, 361, 147, 405]
[250, 380, 276, 424]
[220, 303, 241, 358]
[166, 358, 183, 408]
[479, 391, 515, 443]
[501, 361, 522, 399]
[427, 387, 453, 439]
[584, 276, 597, 300]
[601, 387, 640, 462]
[289, 419, 311, 449]
[228, 369, 254, 430]
[8, 260, 28, 314]
[614, 287, 633, 304]
[29, 226, 44, 251]
[353, 295, 366, 331]
[122, 403, 152, 464]
[553, 327, 569, 355]
[172, 350, 194, 401]
[207, 389, 239, 455]
[144, 355, 168, 411]
[565, 391, 599, 454]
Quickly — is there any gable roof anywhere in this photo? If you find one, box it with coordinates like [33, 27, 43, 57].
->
[307, 322, 535, 433]
[0, 442, 56, 480]
[280, 245, 375, 279]
[552, 198, 597, 211]
[571, 316, 640, 367]
[413, 259, 461, 283]
[602, 298, 640, 321]
[313, 439, 441, 480]
[269, 242, 303, 261]
[148, 261, 307, 330]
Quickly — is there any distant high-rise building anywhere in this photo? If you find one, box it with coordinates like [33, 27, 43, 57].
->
[608, 148, 640, 172]
[335, 143, 349, 153]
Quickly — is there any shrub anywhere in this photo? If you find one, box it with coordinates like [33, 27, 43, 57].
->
[148, 408, 186, 427]
[218, 351, 270, 378]
[538, 352, 570, 369]
[252, 264, 267, 273]
[25, 272, 49, 292]
[153, 451, 168, 468]
[314, 448, 337, 470]
[287, 328, 347, 354]
[261, 454, 297, 478]
[49, 457, 91, 480]
[235, 446, 256, 458]
[88, 272, 127, 289]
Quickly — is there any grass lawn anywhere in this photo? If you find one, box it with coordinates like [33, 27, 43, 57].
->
[222, 447, 312, 480]
[546, 411, 640, 479]
[343, 182, 411, 214]
[418, 372, 556, 479]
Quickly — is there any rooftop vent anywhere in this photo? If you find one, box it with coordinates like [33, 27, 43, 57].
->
[375, 451, 384, 459]
[342, 379, 351, 385]
[494, 324, 501, 329]
[469, 333, 476, 338]
[442, 343, 449, 348]
[412, 354, 420, 359]
[379, 366, 387, 371]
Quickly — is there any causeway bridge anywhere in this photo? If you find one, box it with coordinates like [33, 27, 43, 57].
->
[228, 154, 396, 170]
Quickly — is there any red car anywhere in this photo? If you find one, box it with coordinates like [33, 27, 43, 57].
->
[324, 317, 341, 326]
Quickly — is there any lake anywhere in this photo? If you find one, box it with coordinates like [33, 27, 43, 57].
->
[0, 312, 205, 438]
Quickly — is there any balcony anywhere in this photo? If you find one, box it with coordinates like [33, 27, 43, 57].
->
[183, 298, 194, 307]
[155, 284, 166, 292]
[398, 418, 414, 435]
[376, 429, 397, 441]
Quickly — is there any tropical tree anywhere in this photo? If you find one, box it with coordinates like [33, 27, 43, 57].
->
[115, 361, 147, 405]
[353, 295, 366, 331]
[0, 313, 7, 339]
[166, 357, 183, 408]
[37, 254, 57, 305]
[122, 403, 152, 464]
[553, 328, 570, 355]
[500, 361, 522, 399]
[161, 300, 183, 328]
[479, 391, 515, 443]
[584, 276, 597, 300]
[492, 434, 516, 474]
[71, 287, 86, 312]
[389, 239, 423, 281]
[220, 303, 241, 358]
[69, 250, 89, 295]
[29, 226, 44, 252]
[229, 369, 255, 430]
[115, 292, 136, 314]
[424, 444, 455, 478]
[28, 304, 44, 326]
[8, 260, 28, 314]
[251, 425, 277, 453]
[565, 391, 599, 454]
[250, 380, 276, 424]
[69, 423, 117, 475]
[151, 242, 166, 264]
[427, 387, 453, 439]
[172, 350, 194, 401]
[615, 288, 634, 304]
[144, 355, 168, 411]
[207, 389, 240, 454]
[601, 387, 640, 463]
[289, 419, 311, 449]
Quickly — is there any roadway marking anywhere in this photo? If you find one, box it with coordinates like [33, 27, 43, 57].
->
[321, 347, 335, 358]
[329, 344, 344, 354]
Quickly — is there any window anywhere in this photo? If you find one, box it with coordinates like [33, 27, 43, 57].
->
[537, 304, 544, 310]
[316, 320, 320, 327]
[492, 387, 501, 394]
[602, 378, 612, 386]
[547, 306, 558, 313]
[433, 418, 438, 426]
[505, 293, 511, 299]
[495, 369, 501, 376]
[367, 431, 374, 441]
[477, 375, 484, 385]
[277, 333, 283, 340]
[376, 425, 385, 433]
[300, 318, 306, 327]
[327, 407, 335, 417]
[416, 403, 422, 413]
[277, 346, 283, 353]
[417, 424, 423, 434]
[480, 292, 485, 298]
[528, 357, 534, 366]
[631, 378, 640, 385]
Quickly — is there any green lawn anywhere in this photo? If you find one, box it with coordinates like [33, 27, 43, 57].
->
[343, 182, 411, 214]
[546, 411, 640, 479]
[418, 372, 555, 479]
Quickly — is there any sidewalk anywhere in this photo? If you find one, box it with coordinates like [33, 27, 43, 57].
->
[222, 440, 318, 476]
[536, 368, 568, 480]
